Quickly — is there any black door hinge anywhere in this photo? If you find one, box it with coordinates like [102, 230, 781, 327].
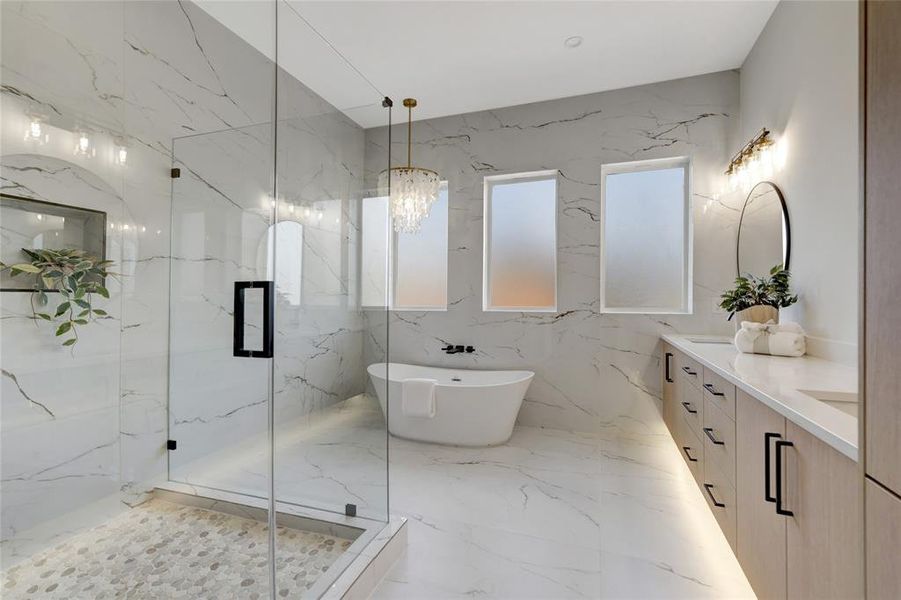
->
[170, 168, 181, 178]
[167, 440, 177, 450]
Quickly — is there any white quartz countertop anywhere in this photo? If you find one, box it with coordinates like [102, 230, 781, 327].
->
[662, 334, 859, 461]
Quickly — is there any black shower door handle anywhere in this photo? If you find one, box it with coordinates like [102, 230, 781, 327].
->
[233, 281, 274, 358]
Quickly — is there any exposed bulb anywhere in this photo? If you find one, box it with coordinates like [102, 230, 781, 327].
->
[736, 163, 750, 192]
[746, 153, 760, 183]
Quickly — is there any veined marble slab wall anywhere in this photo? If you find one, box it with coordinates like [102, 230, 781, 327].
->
[1, 0, 382, 565]
[364, 71, 741, 434]
[1, 0, 130, 566]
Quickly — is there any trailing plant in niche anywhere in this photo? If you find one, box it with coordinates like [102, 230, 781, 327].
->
[0, 248, 115, 347]
[719, 264, 797, 321]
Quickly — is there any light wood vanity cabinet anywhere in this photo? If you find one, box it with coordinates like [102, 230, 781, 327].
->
[663, 347, 863, 599]
[736, 390, 787, 600]
[701, 374, 737, 551]
[784, 422, 862, 599]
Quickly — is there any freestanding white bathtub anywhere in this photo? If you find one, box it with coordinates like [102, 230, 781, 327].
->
[366, 363, 534, 446]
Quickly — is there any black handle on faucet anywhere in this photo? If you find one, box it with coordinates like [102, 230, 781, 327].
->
[442, 344, 476, 354]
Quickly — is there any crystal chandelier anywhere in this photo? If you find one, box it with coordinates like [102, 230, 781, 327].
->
[380, 98, 440, 233]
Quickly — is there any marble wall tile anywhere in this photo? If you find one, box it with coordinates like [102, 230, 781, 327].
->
[0, 152, 125, 564]
[364, 71, 743, 434]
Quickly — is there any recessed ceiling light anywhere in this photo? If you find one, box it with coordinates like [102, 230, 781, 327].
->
[564, 36, 583, 49]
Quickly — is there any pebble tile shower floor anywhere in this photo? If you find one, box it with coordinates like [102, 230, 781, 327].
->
[1, 498, 352, 599]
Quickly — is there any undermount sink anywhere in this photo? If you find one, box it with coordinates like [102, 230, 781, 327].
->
[797, 389, 859, 417]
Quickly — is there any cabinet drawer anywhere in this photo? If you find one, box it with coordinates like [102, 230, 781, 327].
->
[680, 380, 704, 440]
[702, 368, 736, 420]
[678, 354, 703, 389]
[703, 459, 737, 551]
[677, 415, 704, 486]
[703, 395, 736, 487]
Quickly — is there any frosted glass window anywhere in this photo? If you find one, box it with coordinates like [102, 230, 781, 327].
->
[394, 183, 448, 309]
[484, 171, 558, 311]
[361, 196, 390, 307]
[361, 184, 449, 310]
[601, 157, 691, 313]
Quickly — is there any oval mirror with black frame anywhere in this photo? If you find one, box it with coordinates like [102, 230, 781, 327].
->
[736, 181, 790, 278]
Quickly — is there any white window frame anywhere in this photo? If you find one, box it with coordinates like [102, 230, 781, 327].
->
[483, 169, 559, 313]
[599, 156, 692, 315]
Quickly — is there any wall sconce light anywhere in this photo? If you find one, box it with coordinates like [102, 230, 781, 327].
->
[726, 128, 775, 192]
[74, 131, 96, 158]
[24, 115, 49, 145]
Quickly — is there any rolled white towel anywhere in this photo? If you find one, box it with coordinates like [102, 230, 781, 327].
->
[402, 378, 437, 418]
[735, 321, 806, 357]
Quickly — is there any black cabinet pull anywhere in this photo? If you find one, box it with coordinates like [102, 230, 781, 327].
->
[681, 446, 698, 462]
[764, 432, 781, 503]
[703, 383, 725, 396]
[703, 427, 725, 446]
[681, 401, 697, 415]
[665, 352, 674, 383]
[775, 439, 794, 517]
[703, 483, 726, 508]
[681, 366, 697, 376]
[233, 281, 274, 358]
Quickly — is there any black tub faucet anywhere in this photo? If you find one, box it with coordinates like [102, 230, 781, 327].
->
[442, 344, 475, 354]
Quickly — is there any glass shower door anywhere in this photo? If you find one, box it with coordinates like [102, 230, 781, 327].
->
[167, 122, 276, 500]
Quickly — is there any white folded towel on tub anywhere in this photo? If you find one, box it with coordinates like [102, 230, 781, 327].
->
[734, 321, 806, 357]
[402, 378, 437, 418]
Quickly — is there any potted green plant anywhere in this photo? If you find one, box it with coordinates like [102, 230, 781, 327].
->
[0, 248, 116, 347]
[719, 264, 798, 329]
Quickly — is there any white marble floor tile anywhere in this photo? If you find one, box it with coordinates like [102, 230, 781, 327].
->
[372, 516, 602, 599]
[378, 423, 755, 599]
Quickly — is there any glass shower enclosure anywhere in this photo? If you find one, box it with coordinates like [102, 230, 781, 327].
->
[0, 0, 391, 596]
[166, 2, 391, 596]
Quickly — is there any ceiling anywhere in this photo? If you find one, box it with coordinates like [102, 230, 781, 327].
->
[198, 1, 779, 128]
